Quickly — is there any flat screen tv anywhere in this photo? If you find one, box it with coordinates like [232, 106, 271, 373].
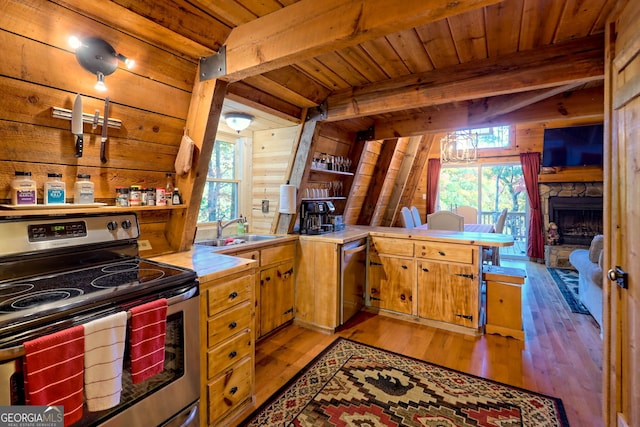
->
[542, 124, 604, 167]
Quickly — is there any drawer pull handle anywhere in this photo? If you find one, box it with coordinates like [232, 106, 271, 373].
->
[421, 267, 429, 272]
[229, 350, 237, 359]
[400, 294, 406, 301]
[229, 321, 237, 329]
[438, 251, 446, 256]
[230, 386, 238, 395]
[401, 265, 408, 269]
[265, 276, 271, 282]
[229, 291, 238, 299]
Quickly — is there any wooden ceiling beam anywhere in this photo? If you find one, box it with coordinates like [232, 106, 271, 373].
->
[326, 34, 605, 121]
[372, 85, 604, 139]
[467, 82, 586, 125]
[220, 0, 504, 81]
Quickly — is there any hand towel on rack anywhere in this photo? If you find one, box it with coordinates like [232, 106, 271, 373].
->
[84, 311, 127, 411]
[23, 325, 84, 427]
[128, 298, 168, 383]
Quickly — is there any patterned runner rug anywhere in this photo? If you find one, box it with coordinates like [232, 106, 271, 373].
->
[241, 338, 569, 426]
[547, 267, 589, 314]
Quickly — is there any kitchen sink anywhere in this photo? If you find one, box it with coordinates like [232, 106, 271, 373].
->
[195, 234, 280, 248]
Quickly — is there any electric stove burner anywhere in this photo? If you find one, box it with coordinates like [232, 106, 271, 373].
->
[0, 288, 84, 313]
[91, 268, 166, 289]
[0, 283, 34, 298]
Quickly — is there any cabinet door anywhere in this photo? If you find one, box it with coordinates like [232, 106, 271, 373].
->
[417, 261, 477, 327]
[368, 253, 414, 314]
[259, 260, 295, 337]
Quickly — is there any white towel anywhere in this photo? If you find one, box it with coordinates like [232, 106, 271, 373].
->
[83, 312, 127, 411]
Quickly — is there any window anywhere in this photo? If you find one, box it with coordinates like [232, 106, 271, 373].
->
[475, 125, 510, 149]
[198, 137, 241, 223]
[438, 162, 528, 257]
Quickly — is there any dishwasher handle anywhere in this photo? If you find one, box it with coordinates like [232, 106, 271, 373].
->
[343, 244, 366, 257]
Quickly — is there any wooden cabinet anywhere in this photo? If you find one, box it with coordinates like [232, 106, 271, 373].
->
[200, 269, 255, 426]
[230, 241, 296, 339]
[416, 241, 480, 329]
[368, 237, 415, 315]
[368, 252, 414, 315]
[483, 265, 526, 340]
[367, 235, 482, 334]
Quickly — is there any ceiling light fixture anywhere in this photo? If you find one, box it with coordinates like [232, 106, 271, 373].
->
[440, 129, 478, 164]
[225, 113, 253, 133]
[69, 36, 134, 92]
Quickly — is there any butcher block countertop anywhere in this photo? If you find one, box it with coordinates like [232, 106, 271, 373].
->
[150, 226, 512, 280]
[300, 226, 514, 247]
[149, 244, 257, 282]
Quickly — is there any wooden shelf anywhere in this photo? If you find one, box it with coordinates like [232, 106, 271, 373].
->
[0, 204, 187, 217]
[309, 168, 354, 176]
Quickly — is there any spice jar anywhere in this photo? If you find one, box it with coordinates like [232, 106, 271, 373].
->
[45, 173, 66, 205]
[129, 185, 142, 206]
[116, 187, 130, 207]
[74, 174, 94, 204]
[145, 188, 156, 206]
[156, 187, 167, 206]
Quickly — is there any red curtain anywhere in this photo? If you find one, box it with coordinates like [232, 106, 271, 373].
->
[426, 158, 441, 215]
[520, 152, 544, 259]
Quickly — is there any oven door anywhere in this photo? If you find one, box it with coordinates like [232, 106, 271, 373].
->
[0, 286, 200, 427]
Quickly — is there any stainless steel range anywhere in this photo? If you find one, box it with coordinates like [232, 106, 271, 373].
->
[0, 212, 200, 427]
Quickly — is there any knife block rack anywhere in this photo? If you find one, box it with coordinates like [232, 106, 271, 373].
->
[51, 107, 122, 129]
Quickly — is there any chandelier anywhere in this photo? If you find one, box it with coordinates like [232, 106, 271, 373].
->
[440, 129, 478, 164]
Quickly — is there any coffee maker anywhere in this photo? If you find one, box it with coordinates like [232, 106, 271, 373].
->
[300, 201, 335, 234]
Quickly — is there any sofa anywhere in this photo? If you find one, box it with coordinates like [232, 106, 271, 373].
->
[569, 235, 604, 328]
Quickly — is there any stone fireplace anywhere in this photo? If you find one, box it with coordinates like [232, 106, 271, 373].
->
[539, 182, 603, 268]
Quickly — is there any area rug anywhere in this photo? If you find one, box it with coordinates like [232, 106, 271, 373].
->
[547, 268, 589, 314]
[240, 337, 569, 426]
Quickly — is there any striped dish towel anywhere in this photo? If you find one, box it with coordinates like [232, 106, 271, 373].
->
[23, 325, 84, 427]
[84, 311, 127, 411]
[128, 298, 168, 383]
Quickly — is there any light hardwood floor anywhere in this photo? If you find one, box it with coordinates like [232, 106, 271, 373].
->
[236, 259, 603, 426]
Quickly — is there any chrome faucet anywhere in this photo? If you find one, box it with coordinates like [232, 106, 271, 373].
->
[216, 217, 244, 239]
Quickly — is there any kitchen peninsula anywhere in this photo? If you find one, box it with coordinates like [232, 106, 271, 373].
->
[296, 226, 514, 336]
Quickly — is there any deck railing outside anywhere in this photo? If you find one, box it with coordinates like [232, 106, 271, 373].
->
[479, 211, 527, 242]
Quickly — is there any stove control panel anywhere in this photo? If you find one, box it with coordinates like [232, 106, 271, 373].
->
[0, 213, 140, 256]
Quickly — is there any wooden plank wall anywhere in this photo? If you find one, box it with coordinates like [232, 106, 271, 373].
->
[0, 0, 197, 256]
[251, 126, 300, 234]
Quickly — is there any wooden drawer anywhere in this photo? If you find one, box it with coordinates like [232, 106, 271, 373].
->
[207, 356, 253, 424]
[416, 242, 474, 264]
[261, 242, 295, 266]
[371, 237, 413, 257]
[207, 301, 252, 347]
[207, 330, 253, 380]
[207, 274, 253, 317]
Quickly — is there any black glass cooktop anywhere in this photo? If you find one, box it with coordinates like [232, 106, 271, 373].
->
[0, 257, 196, 334]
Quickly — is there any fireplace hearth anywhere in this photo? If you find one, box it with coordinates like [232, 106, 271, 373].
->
[548, 196, 603, 245]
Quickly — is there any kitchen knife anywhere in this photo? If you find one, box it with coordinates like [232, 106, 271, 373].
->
[72, 94, 83, 157]
[100, 97, 109, 163]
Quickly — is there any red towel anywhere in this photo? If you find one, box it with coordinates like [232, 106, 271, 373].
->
[23, 325, 84, 427]
[129, 298, 167, 383]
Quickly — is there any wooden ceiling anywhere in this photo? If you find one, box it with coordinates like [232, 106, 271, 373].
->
[57, 0, 614, 135]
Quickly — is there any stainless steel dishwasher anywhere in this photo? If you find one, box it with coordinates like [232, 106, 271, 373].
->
[341, 237, 368, 324]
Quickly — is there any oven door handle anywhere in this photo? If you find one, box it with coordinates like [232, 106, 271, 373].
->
[0, 285, 198, 361]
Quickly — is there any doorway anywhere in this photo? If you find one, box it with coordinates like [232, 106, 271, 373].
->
[438, 163, 528, 259]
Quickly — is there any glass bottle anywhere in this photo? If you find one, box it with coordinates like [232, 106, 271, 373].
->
[171, 188, 181, 205]
[165, 173, 174, 205]
[74, 174, 94, 204]
[45, 173, 66, 204]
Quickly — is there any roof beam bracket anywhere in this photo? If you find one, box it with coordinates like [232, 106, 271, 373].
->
[357, 126, 375, 141]
[306, 101, 327, 121]
[199, 45, 226, 81]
